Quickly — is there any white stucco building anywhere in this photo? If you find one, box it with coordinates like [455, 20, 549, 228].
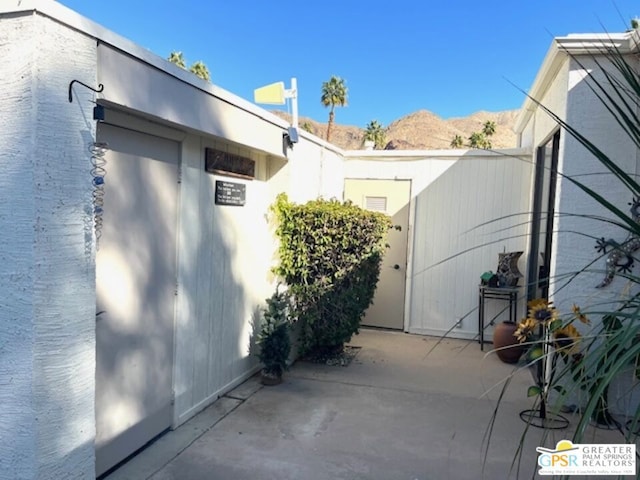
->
[515, 31, 640, 310]
[2, 0, 638, 477]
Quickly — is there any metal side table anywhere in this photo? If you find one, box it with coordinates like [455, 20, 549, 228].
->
[478, 285, 519, 350]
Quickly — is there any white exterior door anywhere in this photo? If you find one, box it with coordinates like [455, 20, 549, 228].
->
[95, 124, 179, 476]
[344, 179, 411, 330]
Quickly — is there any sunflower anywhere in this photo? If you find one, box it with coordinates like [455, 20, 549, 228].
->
[553, 323, 581, 355]
[527, 298, 558, 325]
[515, 317, 537, 343]
[572, 304, 591, 325]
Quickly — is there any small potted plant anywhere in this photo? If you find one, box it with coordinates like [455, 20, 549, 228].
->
[257, 288, 292, 385]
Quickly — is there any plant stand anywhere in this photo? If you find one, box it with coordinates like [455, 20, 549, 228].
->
[591, 385, 621, 430]
[519, 325, 569, 429]
[520, 407, 569, 430]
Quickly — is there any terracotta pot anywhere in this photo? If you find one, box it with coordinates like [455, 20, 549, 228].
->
[493, 321, 525, 364]
[260, 370, 283, 386]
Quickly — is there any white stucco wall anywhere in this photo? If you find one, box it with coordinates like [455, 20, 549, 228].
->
[173, 134, 273, 425]
[170, 131, 346, 425]
[89, 21, 347, 429]
[344, 153, 456, 332]
[17, 1, 640, 475]
[518, 51, 640, 313]
[550, 55, 640, 313]
[516, 45, 640, 415]
[286, 138, 345, 202]
[519, 59, 570, 151]
[254, 130, 345, 204]
[0, 12, 96, 479]
[172, 133, 345, 425]
[97, 44, 291, 160]
[344, 150, 532, 339]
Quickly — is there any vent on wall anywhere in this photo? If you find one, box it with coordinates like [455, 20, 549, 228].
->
[205, 147, 255, 180]
[365, 196, 387, 212]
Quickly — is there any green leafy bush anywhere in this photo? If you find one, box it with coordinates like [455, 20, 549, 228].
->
[257, 288, 292, 378]
[271, 193, 391, 355]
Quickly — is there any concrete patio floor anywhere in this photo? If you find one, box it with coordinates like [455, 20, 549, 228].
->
[105, 329, 635, 480]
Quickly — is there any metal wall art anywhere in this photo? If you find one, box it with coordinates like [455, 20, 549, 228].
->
[595, 197, 640, 288]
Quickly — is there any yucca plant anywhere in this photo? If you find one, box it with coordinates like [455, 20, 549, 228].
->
[524, 37, 640, 440]
[473, 31, 640, 478]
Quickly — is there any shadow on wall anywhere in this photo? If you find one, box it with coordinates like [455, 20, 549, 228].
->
[94, 123, 183, 475]
[93, 41, 301, 472]
[409, 152, 533, 338]
[16, 40, 99, 476]
[93, 120, 266, 475]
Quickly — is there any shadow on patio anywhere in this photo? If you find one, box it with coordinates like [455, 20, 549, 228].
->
[105, 329, 633, 480]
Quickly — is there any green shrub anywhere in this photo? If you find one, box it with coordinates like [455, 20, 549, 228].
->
[271, 193, 391, 354]
[257, 288, 291, 377]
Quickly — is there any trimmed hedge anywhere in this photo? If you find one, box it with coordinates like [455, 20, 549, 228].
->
[271, 193, 391, 354]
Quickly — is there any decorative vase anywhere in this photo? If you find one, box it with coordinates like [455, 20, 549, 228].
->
[493, 321, 525, 363]
[496, 251, 524, 287]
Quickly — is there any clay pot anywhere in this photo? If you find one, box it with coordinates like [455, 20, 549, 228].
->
[260, 370, 283, 386]
[493, 321, 525, 364]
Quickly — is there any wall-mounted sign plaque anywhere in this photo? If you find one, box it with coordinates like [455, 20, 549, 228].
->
[215, 180, 246, 206]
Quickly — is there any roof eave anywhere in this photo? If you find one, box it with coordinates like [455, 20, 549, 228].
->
[514, 31, 639, 134]
[0, 0, 302, 136]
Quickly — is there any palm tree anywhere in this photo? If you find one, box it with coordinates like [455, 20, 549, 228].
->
[320, 76, 348, 142]
[468, 132, 485, 149]
[300, 121, 314, 134]
[189, 61, 211, 82]
[450, 135, 464, 148]
[168, 51, 186, 69]
[482, 120, 496, 137]
[363, 120, 386, 149]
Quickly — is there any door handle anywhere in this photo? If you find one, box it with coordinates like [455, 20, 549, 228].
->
[393, 264, 400, 270]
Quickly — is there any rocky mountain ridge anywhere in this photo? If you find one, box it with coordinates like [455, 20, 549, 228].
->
[272, 109, 520, 150]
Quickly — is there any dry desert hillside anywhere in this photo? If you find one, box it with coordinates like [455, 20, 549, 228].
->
[272, 109, 519, 150]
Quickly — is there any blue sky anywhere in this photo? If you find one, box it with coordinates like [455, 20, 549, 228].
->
[58, 0, 638, 128]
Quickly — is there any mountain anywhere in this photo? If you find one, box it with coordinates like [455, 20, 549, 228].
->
[272, 109, 519, 150]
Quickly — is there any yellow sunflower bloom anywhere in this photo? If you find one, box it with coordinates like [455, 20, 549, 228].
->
[553, 323, 581, 355]
[515, 318, 537, 343]
[527, 298, 549, 310]
[527, 298, 558, 325]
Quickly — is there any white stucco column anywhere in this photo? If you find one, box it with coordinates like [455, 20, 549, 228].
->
[550, 57, 640, 313]
[0, 11, 97, 479]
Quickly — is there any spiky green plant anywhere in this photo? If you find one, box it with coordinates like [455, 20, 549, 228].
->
[189, 61, 211, 82]
[534, 35, 640, 443]
[509, 34, 640, 471]
[443, 32, 640, 477]
[362, 120, 386, 149]
[168, 51, 186, 69]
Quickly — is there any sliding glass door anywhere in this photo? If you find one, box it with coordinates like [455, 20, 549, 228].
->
[527, 130, 560, 301]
